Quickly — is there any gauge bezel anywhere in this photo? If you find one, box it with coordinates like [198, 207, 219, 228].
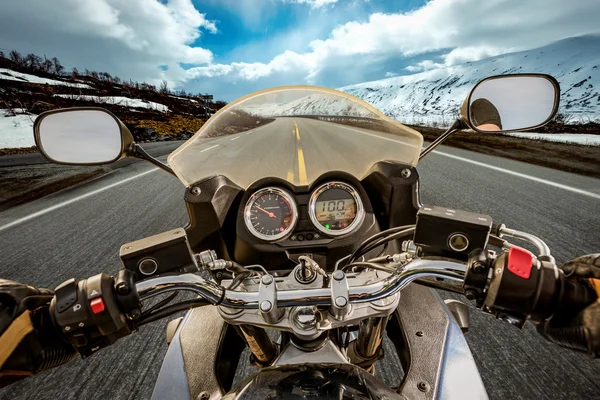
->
[309, 181, 365, 237]
[244, 187, 298, 241]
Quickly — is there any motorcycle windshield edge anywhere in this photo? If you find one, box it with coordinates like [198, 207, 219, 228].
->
[168, 86, 424, 189]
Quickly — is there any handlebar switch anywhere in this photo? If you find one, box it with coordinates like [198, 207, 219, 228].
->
[51, 273, 135, 358]
[54, 278, 78, 313]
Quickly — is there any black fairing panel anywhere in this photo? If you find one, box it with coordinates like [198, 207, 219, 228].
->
[361, 162, 421, 231]
[184, 175, 243, 255]
[222, 364, 400, 400]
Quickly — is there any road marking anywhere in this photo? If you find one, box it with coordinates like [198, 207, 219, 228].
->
[0, 168, 160, 232]
[230, 136, 240, 141]
[434, 150, 600, 200]
[293, 121, 308, 185]
[200, 144, 219, 152]
[287, 170, 294, 182]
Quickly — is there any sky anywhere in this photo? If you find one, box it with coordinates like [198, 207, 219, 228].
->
[0, 0, 599, 101]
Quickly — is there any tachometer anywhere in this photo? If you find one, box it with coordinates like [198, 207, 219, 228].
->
[244, 187, 298, 241]
[309, 182, 364, 236]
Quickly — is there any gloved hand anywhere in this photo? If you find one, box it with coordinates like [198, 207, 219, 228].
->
[0, 279, 76, 387]
[537, 254, 600, 357]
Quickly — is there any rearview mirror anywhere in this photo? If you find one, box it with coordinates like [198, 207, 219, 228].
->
[34, 108, 134, 165]
[462, 74, 560, 133]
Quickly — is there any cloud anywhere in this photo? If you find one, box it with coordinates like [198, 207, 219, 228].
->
[385, 72, 399, 78]
[405, 60, 444, 72]
[285, 0, 339, 8]
[0, 0, 216, 85]
[1, 0, 599, 101]
[185, 0, 600, 91]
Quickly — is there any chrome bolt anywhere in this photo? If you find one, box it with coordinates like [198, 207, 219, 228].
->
[261, 275, 273, 285]
[465, 290, 477, 300]
[416, 331, 424, 337]
[293, 307, 318, 330]
[198, 392, 209, 400]
[260, 301, 272, 312]
[333, 270, 345, 281]
[116, 282, 130, 295]
[401, 169, 411, 178]
[191, 187, 201, 195]
[495, 268, 502, 275]
[335, 296, 347, 308]
[417, 381, 429, 392]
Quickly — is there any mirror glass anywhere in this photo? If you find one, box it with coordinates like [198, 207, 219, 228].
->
[37, 110, 123, 164]
[468, 76, 558, 132]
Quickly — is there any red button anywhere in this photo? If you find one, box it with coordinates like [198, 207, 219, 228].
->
[90, 298, 105, 314]
[507, 246, 533, 279]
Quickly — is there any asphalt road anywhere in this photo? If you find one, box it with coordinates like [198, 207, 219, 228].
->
[170, 117, 419, 188]
[0, 118, 599, 399]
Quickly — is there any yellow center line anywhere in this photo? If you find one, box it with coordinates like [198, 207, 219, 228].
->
[293, 120, 308, 185]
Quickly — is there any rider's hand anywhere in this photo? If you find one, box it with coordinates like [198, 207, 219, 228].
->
[537, 254, 600, 357]
[0, 279, 76, 387]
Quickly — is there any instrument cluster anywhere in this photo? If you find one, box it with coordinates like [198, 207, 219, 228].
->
[243, 181, 365, 243]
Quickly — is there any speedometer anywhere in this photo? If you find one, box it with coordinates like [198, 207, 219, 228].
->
[309, 182, 364, 236]
[244, 187, 298, 241]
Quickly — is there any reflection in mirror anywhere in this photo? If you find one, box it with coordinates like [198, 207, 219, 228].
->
[37, 110, 123, 163]
[469, 76, 558, 132]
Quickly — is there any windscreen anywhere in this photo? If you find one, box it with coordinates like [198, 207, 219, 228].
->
[168, 86, 423, 188]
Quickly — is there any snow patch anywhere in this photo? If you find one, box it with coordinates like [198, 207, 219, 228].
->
[0, 109, 36, 148]
[0, 68, 92, 89]
[503, 132, 600, 146]
[54, 94, 169, 112]
[168, 95, 198, 103]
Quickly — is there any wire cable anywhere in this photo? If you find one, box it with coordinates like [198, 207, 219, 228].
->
[137, 298, 210, 326]
[348, 225, 414, 264]
[349, 227, 415, 263]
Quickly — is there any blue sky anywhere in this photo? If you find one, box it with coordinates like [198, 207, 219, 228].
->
[195, 0, 427, 64]
[0, 0, 599, 101]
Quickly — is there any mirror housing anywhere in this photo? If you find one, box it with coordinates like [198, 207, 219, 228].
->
[460, 73, 560, 133]
[34, 107, 135, 165]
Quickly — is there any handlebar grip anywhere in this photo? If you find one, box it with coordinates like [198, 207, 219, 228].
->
[479, 247, 598, 324]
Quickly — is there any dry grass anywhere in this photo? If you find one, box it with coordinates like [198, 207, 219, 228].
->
[126, 114, 206, 136]
[0, 146, 37, 156]
[414, 125, 600, 178]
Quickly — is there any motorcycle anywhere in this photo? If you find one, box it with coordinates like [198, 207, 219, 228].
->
[30, 73, 596, 399]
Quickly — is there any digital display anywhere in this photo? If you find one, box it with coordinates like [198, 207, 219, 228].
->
[315, 197, 357, 230]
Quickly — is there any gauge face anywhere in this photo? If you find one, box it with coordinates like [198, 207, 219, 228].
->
[309, 182, 364, 236]
[244, 188, 298, 241]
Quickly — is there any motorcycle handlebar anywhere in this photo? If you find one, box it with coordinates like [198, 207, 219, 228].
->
[134, 259, 467, 309]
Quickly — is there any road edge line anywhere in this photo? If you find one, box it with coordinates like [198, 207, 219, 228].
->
[433, 150, 600, 200]
[0, 168, 159, 232]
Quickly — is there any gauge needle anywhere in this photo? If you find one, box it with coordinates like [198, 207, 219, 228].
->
[255, 206, 277, 218]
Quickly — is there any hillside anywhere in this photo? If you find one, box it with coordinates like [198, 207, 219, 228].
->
[0, 50, 226, 150]
[339, 35, 600, 128]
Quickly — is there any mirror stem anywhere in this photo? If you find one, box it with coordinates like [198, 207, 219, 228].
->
[419, 118, 468, 160]
[131, 144, 177, 176]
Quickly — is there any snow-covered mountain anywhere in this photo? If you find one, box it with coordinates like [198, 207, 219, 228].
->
[242, 93, 375, 118]
[339, 35, 600, 126]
